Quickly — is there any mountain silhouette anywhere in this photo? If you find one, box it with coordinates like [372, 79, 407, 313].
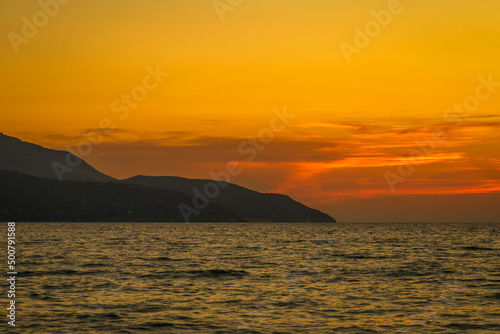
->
[124, 175, 335, 222]
[0, 133, 114, 182]
[0, 170, 240, 222]
[0, 133, 335, 222]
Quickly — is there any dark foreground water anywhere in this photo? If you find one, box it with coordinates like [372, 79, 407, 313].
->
[3, 222, 500, 333]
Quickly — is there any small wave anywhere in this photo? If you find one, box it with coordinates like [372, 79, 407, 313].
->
[250, 261, 278, 266]
[23, 269, 105, 277]
[42, 283, 73, 290]
[314, 240, 331, 245]
[24, 241, 46, 245]
[278, 239, 307, 243]
[209, 299, 242, 304]
[102, 312, 122, 320]
[461, 246, 495, 251]
[23, 269, 77, 277]
[289, 269, 319, 276]
[342, 254, 388, 259]
[21, 261, 45, 265]
[189, 269, 249, 278]
[76, 313, 93, 319]
[445, 323, 496, 330]
[28, 254, 43, 258]
[386, 270, 433, 277]
[143, 322, 176, 328]
[132, 305, 166, 313]
[272, 300, 299, 307]
[82, 263, 108, 267]
[29, 292, 52, 300]
[486, 293, 500, 300]
[93, 282, 120, 288]
[77, 312, 122, 320]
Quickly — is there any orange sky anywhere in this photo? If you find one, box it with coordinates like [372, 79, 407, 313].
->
[1, 0, 499, 221]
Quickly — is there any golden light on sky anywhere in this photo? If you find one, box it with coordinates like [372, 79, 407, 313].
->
[1, 0, 500, 221]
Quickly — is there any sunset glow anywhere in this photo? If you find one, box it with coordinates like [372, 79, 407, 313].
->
[1, 0, 499, 221]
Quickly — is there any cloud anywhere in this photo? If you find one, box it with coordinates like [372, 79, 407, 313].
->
[19, 120, 500, 210]
[467, 114, 500, 120]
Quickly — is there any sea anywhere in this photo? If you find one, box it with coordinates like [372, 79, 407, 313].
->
[3, 222, 500, 333]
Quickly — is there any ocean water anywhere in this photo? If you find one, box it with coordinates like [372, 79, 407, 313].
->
[4, 222, 500, 333]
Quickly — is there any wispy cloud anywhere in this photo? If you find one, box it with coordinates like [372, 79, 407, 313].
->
[15, 118, 500, 207]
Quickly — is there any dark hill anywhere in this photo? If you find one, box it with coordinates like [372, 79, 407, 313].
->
[0, 133, 114, 182]
[123, 175, 335, 222]
[0, 170, 241, 222]
[0, 133, 336, 222]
